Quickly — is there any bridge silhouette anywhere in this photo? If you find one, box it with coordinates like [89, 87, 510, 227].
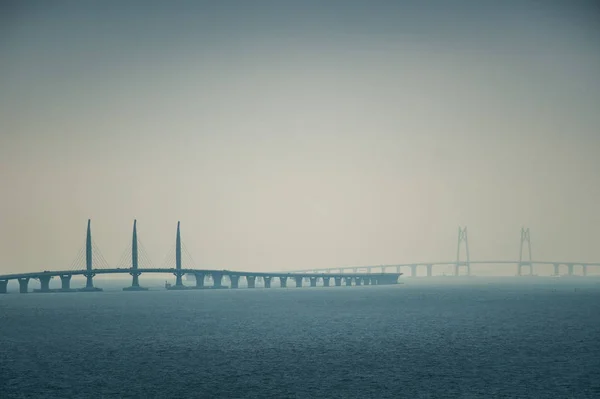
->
[0, 220, 401, 294]
[289, 227, 600, 277]
[0, 222, 597, 294]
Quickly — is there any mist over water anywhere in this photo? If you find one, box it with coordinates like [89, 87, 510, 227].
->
[1, 280, 600, 398]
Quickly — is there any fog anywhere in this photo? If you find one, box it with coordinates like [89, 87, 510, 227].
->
[1, 1, 599, 274]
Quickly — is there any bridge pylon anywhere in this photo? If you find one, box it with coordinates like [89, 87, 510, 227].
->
[80, 219, 102, 292]
[455, 227, 470, 276]
[124, 220, 148, 291]
[518, 227, 533, 276]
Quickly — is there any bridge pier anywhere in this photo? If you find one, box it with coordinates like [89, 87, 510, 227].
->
[279, 276, 287, 288]
[582, 265, 588, 277]
[229, 275, 239, 289]
[80, 273, 102, 292]
[212, 272, 223, 288]
[36, 275, 52, 293]
[517, 263, 533, 276]
[426, 264, 433, 277]
[553, 263, 560, 276]
[60, 275, 72, 291]
[124, 272, 148, 291]
[295, 276, 303, 288]
[18, 278, 29, 293]
[263, 276, 272, 288]
[309, 277, 317, 287]
[0, 280, 8, 293]
[410, 264, 417, 277]
[334, 276, 342, 287]
[194, 273, 205, 288]
[246, 276, 256, 288]
[454, 263, 470, 276]
[323, 277, 330, 287]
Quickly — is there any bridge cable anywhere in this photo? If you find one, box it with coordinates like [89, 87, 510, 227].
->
[181, 241, 198, 269]
[137, 240, 155, 269]
[114, 242, 133, 269]
[68, 245, 86, 271]
[92, 239, 112, 269]
[159, 243, 176, 269]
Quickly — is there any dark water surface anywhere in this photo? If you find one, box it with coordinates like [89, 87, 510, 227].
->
[1, 279, 600, 398]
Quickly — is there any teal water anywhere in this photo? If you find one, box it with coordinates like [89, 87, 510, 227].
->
[1, 279, 599, 398]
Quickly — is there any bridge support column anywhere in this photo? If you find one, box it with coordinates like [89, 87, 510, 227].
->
[194, 273, 205, 289]
[310, 277, 317, 287]
[396, 266, 401, 274]
[345, 277, 352, 286]
[0, 280, 8, 293]
[553, 263, 560, 276]
[295, 276, 303, 288]
[582, 265, 588, 277]
[323, 277, 330, 287]
[18, 278, 29, 293]
[212, 272, 223, 288]
[263, 276, 272, 288]
[80, 273, 102, 292]
[410, 264, 417, 277]
[246, 276, 256, 288]
[37, 276, 52, 292]
[279, 276, 287, 288]
[229, 275, 239, 289]
[426, 264, 433, 277]
[334, 277, 342, 287]
[124, 272, 148, 291]
[568, 264, 574, 276]
[60, 275, 72, 291]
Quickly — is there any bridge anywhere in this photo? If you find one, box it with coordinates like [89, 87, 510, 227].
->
[288, 228, 600, 277]
[1, 223, 598, 294]
[0, 220, 401, 294]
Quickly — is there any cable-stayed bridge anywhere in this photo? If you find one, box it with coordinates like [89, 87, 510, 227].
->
[0, 223, 597, 294]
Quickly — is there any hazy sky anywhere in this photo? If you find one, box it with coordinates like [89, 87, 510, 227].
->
[1, 1, 599, 275]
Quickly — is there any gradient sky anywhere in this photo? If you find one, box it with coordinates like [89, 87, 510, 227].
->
[1, 1, 599, 275]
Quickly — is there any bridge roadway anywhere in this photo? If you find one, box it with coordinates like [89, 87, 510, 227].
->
[0, 268, 402, 294]
[289, 260, 600, 277]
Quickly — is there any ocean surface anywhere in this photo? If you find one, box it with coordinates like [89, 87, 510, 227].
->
[1, 278, 600, 398]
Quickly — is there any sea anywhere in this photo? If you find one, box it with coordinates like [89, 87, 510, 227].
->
[1, 277, 599, 398]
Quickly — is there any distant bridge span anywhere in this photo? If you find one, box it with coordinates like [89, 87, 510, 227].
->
[288, 260, 600, 277]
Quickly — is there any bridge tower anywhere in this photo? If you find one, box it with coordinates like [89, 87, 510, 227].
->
[455, 227, 470, 276]
[80, 219, 102, 292]
[518, 227, 533, 276]
[174, 221, 185, 288]
[124, 220, 148, 291]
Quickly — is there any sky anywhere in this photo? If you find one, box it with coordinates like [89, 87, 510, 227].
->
[1, 1, 599, 275]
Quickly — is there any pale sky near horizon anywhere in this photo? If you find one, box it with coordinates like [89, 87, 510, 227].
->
[1, 1, 599, 275]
